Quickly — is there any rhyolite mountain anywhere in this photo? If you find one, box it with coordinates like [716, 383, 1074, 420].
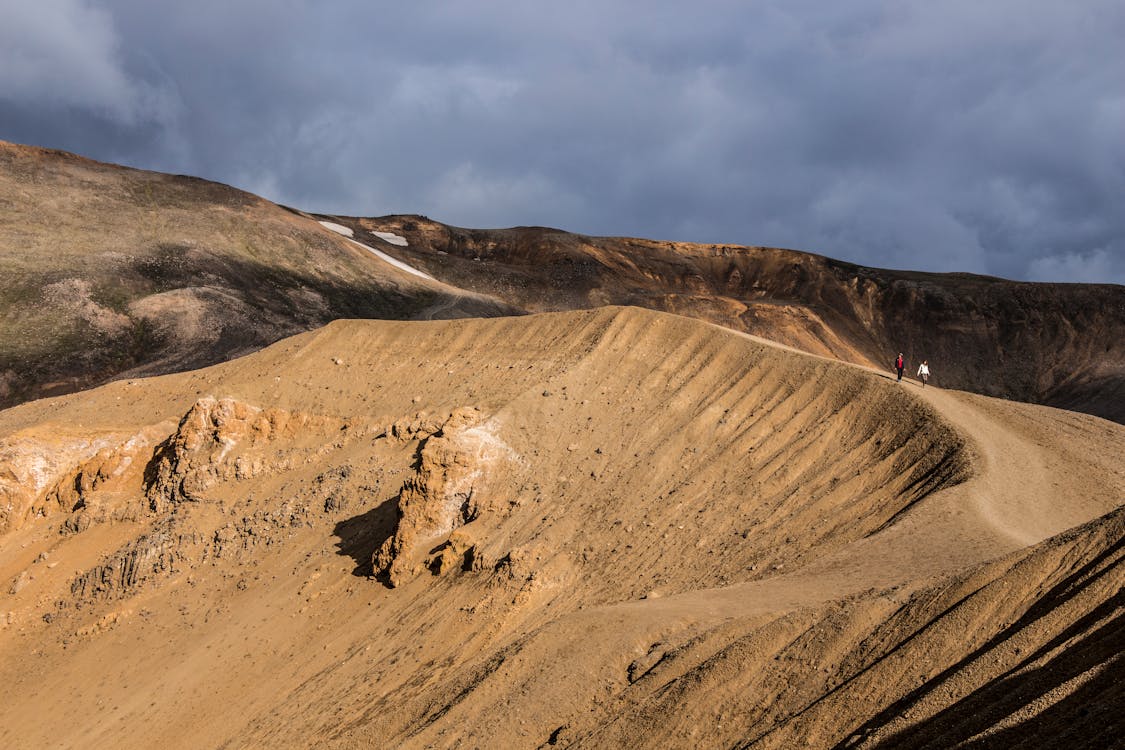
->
[2, 141, 1124, 749]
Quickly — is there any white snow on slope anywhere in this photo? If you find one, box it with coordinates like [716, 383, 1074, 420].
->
[371, 230, 409, 247]
[318, 220, 433, 280]
[318, 221, 354, 238]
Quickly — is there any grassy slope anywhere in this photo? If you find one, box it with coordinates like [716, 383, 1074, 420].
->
[0, 142, 515, 407]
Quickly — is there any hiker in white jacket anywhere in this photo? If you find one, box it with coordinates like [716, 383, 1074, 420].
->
[917, 360, 930, 387]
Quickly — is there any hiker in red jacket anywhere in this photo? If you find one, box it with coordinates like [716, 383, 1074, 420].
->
[895, 353, 905, 382]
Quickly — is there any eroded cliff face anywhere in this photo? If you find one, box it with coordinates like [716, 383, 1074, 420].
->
[144, 397, 352, 512]
[1, 393, 529, 610]
[0, 426, 167, 535]
[55, 396, 380, 600]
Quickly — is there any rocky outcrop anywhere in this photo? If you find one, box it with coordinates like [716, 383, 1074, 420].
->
[0, 397, 354, 538]
[144, 396, 346, 513]
[3, 392, 404, 613]
[0, 430, 139, 535]
[41, 426, 169, 530]
[69, 517, 202, 599]
[373, 408, 518, 587]
[55, 398, 385, 602]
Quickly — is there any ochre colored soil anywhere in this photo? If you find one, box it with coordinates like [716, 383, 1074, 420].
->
[2, 308, 1121, 749]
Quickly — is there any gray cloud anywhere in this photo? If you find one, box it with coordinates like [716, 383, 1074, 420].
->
[0, 0, 133, 114]
[1, 0, 1122, 284]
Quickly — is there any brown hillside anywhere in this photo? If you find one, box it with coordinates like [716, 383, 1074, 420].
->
[0, 141, 516, 408]
[1, 308, 1121, 748]
[339, 215, 1125, 423]
[4, 141, 1120, 426]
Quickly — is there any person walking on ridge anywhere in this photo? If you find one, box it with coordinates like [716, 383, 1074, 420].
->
[917, 360, 930, 387]
[895, 353, 905, 382]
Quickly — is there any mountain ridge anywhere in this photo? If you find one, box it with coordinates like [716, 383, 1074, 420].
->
[3, 139, 1123, 423]
[328, 212, 1125, 423]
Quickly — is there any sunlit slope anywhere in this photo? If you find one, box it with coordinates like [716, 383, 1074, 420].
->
[0, 307, 1121, 749]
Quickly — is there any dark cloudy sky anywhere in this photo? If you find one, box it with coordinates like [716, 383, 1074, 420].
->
[2, 1, 1122, 283]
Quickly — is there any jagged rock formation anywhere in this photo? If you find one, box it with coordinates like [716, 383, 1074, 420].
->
[144, 396, 351, 512]
[0, 424, 166, 535]
[373, 407, 519, 586]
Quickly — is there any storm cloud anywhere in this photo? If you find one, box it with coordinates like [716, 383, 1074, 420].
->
[2, 0, 1122, 283]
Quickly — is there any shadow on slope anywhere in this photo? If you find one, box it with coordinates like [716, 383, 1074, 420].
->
[333, 500, 398, 578]
[861, 534, 1124, 749]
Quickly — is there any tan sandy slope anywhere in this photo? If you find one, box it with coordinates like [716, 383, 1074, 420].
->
[0, 308, 1122, 748]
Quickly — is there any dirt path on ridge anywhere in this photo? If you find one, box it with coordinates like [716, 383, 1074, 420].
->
[639, 327, 1125, 629]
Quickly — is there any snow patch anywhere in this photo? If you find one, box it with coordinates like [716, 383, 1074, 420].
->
[344, 237, 434, 281]
[371, 231, 409, 247]
[318, 220, 431, 280]
[318, 221, 354, 238]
